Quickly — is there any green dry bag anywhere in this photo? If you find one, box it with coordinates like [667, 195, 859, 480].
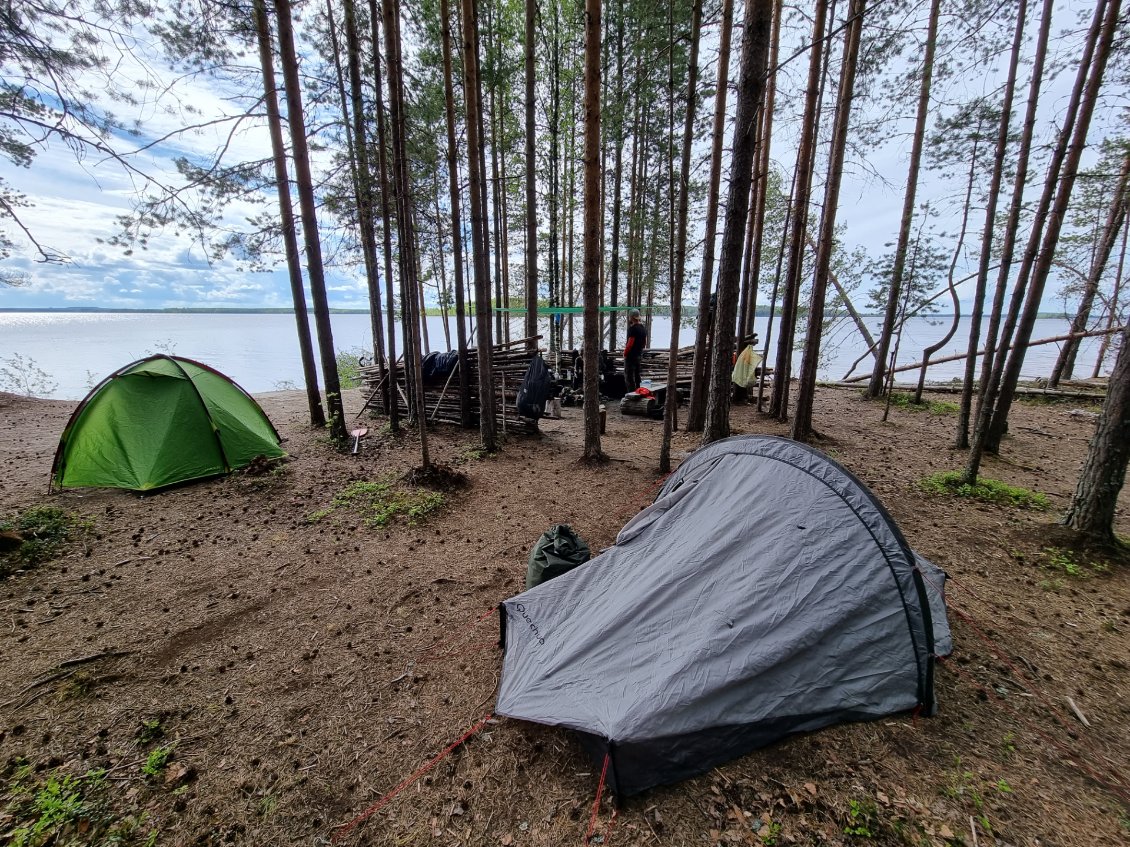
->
[526, 524, 591, 589]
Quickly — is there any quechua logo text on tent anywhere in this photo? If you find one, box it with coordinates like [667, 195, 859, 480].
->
[514, 603, 547, 645]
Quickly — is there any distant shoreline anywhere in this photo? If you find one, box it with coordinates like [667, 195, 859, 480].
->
[0, 307, 1074, 319]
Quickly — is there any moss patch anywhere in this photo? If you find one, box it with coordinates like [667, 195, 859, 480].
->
[918, 471, 1050, 510]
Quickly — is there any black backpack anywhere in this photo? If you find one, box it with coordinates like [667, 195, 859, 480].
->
[516, 355, 552, 419]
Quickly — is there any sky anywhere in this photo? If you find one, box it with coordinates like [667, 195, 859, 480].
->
[0, 0, 1120, 315]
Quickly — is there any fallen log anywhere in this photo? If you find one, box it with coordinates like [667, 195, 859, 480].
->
[840, 325, 1127, 383]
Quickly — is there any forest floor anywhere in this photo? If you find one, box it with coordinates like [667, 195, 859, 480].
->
[0, 384, 1128, 847]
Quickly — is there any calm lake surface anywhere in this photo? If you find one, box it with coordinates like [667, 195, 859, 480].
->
[0, 311, 1106, 401]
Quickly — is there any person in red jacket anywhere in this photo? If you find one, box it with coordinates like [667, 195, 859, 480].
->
[624, 309, 647, 392]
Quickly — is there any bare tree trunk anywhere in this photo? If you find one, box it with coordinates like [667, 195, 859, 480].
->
[252, 0, 324, 428]
[792, 0, 865, 442]
[741, 0, 781, 342]
[983, 0, 1118, 457]
[1094, 222, 1129, 377]
[953, 0, 1027, 448]
[607, 0, 626, 350]
[524, 0, 538, 350]
[866, 0, 940, 399]
[1051, 149, 1130, 386]
[659, 0, 703, 473]
[686, 0, 734, 432]
[1064, 323, 1130, 545]
[433, 179, 452, 352]
[915, 119, 983, 405]
[339, 0, 387, 386]
[367, 0, 399, 430]
[460, 0, 498, 451]
[274, 0, 345, 441]
[381, 0, 430, 466]
[769, 0, 828, 420]
[440, 0, 472, 431]
[702, 0, 773, 444]
[581, 0, 605, 461]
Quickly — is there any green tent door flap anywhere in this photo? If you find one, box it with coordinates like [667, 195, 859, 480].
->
[51, 355, 285, 492]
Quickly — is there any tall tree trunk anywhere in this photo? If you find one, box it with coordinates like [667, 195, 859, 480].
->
[274, 0, 346, 441]
[340, 0, 387, 385]
[524, 0, 538, 350]
[866, 0, 941, 398]
[686, 0, 734, 432]
[495, 19, 512, 349]
[660, 0, 703, 473]
[740, 0, 782, 343]
[769, 0, 828, 420]
[252, 0, 324, 429]
[985, 0, 1120, 452]
[440, 0, 474, 428]
[702, 0, 773, 443]
[1051, 149, 1130, 386]
[791, 0, 865, 442]
[581, 0, 605, 461]
[619, 66, 643, 346]
[433, 179, 452, 352]
[1064, 322, 1130, 544]
[367, 0, 399, 430]
[486, 0, 504, 344]
[954, 0, 1027, 448]
[1094, 222, 1129, 377]
[460, 0, 498, 451]
[381, 0, 430, 466]
[417, 219, 432, 355]
[607, 5, 627, 350]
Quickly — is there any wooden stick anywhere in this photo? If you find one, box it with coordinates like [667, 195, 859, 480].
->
[1066, 696, 1091, 727]
[430, 361, 460, 422]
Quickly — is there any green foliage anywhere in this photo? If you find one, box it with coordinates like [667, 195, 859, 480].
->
[141, 746, 173, 779]
[918, 472, 1050, 510]
[885, 392, 959, 414]
[334, 347, 369, 389]
[3, 764, 155, 847]
[844, 798, 876, 838]
[1040, 547, 1109, 578]
[943, 758, 1009, 836]
[309, 477, 446, 528]
[137, 719, 163, 745]
[0, 354, 58, 397]
[0, 506, 93, 577]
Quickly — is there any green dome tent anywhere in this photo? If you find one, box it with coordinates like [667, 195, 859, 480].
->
[51, 355, 285, 492]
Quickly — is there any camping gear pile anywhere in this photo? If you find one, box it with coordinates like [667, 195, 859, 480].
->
[357, 337, 540, 429]
[51, 355, 284, 492]
[496, 435, 951, 796]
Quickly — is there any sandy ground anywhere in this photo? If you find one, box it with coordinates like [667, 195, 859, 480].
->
[0, 384, 1127, 847]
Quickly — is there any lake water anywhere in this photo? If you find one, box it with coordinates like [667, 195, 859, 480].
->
[0, 311, 1107, 400]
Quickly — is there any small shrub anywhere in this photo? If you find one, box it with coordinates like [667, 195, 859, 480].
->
[136, 719, 163, 745]
[335, 347, 370, 389]
[142, 746, 173, 779]
[843, 798, 876, 838]
[0, 354, 58, 397]
[1040, 547, 1108, 578]
[918, 471, 1050, 510]
[311, 477, 447, 528]
[886, 391, 959, 415]
[0, 506, 93, 577]
[2, 766, 154, 847]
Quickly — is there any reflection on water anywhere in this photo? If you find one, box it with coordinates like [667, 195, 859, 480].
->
[0, 311, 1105, 400]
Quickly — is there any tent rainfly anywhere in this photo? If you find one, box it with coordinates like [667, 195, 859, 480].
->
[51, 355, 285, 492]
[496, 435, 952, 797]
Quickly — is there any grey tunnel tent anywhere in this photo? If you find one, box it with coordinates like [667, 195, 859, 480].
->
[496, 435, 952, 797]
